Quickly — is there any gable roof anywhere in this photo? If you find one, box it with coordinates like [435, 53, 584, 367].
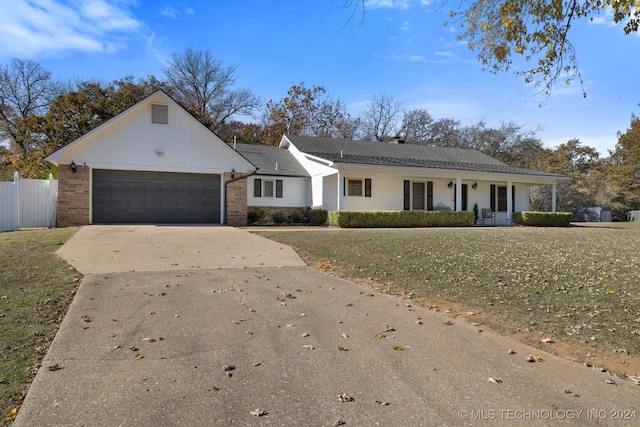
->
[283, 135, 567, 179]
[233, 143, 309, 177]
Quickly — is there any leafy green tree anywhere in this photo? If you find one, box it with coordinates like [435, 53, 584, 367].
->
[529, 139, 605, 212]
[261, 83, 359, 145]
[608, 114, 640, 212]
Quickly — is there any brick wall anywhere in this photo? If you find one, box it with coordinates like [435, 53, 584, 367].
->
[225, 172, 249, 226]
[57, 164, 90, 227]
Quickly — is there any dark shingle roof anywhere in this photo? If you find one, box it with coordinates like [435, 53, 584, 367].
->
[284, 135, 566, 178]
[233, 143, 309, 177]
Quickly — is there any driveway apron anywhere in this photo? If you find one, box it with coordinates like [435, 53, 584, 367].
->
[14, 226, 640, 426]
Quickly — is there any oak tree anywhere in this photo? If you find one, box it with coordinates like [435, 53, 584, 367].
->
[261, 83, 359, 145]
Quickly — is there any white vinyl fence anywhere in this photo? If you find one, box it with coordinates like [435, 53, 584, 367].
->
[0, 173, 58, 232]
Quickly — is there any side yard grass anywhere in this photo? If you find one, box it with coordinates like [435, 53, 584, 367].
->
[256, 223, 640, 378]
[0, 228, 80, 425]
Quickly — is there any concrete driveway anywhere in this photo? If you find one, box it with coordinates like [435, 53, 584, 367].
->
[15, 226, 640, 426]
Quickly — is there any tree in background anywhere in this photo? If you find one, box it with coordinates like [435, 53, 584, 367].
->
[10, 76, 162, 178]
[398, 108, 434, 144]
[162, 48, 261, 134]
[359, 93, 402, 142]
[261, 83, 359, 146]
[217, 120, 262, 145]
[607, 114, 640, 213]
[0, 58, 62, 163]
[530, 139, 605, 212]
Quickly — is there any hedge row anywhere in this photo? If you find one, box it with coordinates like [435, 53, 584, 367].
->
[329, 210, 474, 228]
[512, 211, 573, 227]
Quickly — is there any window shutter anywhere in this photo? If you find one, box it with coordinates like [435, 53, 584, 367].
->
[276, 179, 283, 198]
[364, 179, 372, 197]
[403, 180, 410, 210]
[343, 177, 345, 197]
[254, 179, 262, 197]
[512, 185, 515, 212]
[151, 104, 168, 124]
[490, 185, 496, 212]
[427, 181, 433, 210]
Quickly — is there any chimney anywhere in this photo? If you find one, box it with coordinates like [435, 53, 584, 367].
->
[391, 136, 405, 144]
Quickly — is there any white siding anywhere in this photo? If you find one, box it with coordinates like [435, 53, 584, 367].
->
[48, 92, 254, 175]
[248, 176, 309, 208]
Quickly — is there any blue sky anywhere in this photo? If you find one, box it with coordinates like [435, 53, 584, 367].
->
[0, 0, 638, 155]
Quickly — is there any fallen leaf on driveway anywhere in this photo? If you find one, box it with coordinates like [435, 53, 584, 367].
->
[541, 338, 554, 344]
[250, 409, 267, 416]
[48, 364, 62, 371]
[337, 393, 354, 402]
[337, 346, 349, 351]
[135, 354, 144, 359]
[393, 346, 405, 351]
[375, 333, 386, 339]
[488, 377, 503, 384]
[302, 345, 315, 350]
[341, 333, 349, 339]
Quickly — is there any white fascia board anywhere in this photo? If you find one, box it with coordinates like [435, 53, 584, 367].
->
[332, 162, 569, 185]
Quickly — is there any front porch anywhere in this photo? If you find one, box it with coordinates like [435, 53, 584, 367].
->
[321, 171, 562, 226]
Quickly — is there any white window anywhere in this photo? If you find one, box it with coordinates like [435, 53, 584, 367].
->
[264, 180, 274, 197]
[346, 178, 372, 197]
[347, 179, 362, 197]
[253, 178, 283, 198]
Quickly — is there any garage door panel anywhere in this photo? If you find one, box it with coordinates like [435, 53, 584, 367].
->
[92, 170, 221, 224]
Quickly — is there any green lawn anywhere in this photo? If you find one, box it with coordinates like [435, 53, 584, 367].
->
[0, 228, 80, 425]
[256, 223, 640, 372]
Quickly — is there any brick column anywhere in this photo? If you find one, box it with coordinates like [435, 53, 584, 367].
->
[57, 164, 90, 227]
[224, 172, 248, 226]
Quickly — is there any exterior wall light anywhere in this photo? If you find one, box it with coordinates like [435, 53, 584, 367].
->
[71, 160, 76, 173]
[231, 168, 235, 179]
[447, 181, 453, 188]
[472, 182, 478, 190]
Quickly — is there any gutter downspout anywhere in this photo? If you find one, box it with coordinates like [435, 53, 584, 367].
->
[223, 170, 257, 225]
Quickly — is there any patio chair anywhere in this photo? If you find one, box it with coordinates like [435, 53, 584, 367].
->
[482, 208, 495, 225]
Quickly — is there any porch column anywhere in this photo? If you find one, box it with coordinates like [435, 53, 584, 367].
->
[506, 180, 513, 224]
[551, 183, 557, 212]
[337, 172, 344, 210]
[455, 177, 462, 211]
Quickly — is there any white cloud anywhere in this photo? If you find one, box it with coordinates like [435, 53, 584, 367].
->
[365, 0, 410, 10]
[160, 6, 181, 18]
[0, 0, 143, 59]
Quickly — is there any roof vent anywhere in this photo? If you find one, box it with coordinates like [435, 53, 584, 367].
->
[340, 150, 343, 158]
[275, 162, 278, 171]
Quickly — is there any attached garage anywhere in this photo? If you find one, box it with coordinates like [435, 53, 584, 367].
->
[46, 90, 256, 227]
[92, 170, 221, 224]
